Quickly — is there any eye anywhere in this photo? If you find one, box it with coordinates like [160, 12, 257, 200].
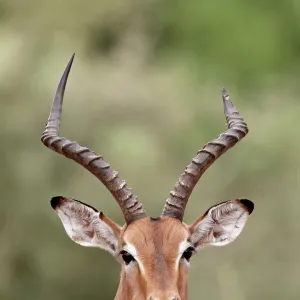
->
[182, 246, 195, 262]
[120, 250, 135, 265]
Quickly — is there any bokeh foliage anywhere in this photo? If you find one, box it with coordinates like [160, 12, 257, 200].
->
[0, 0, 300, 299]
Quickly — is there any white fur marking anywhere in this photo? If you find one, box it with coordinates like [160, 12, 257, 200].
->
[176, 240, 191, 270]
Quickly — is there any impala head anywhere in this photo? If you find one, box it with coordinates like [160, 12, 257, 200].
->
[41, 54, 254, 300]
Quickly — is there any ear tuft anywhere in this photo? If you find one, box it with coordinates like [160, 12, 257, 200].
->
[50, 196, 64, 209]
[239, 199, 254, 215]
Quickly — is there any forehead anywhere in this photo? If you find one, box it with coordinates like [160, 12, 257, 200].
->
[122, 217, 190, 252]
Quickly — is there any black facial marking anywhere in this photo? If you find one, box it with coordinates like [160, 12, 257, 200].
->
[181, 246, 195, 262]
[150, 217, 161, 222]
[240, 199, 254, 215]
[120, 250, 135, 265]
[50, 196, 99, 212]
[50, 196, 63, 209]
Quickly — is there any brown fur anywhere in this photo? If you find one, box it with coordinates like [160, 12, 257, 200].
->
[114, 217, 190, 300]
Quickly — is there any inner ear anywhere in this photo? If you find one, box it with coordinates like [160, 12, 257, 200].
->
[188, 199, 254, 250]
[51, 196, 121, 256]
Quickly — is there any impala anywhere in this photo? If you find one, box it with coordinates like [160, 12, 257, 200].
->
[41, 54, 254, 300]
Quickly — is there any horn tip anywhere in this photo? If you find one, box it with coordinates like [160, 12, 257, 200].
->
[222, 87, 229, 98]
[67, 53, 75, 68]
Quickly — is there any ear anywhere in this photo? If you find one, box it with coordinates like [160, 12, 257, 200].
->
[50, 196, 121, 256]
[189, 199, 254, 251]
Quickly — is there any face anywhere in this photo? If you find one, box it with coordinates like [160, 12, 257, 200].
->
[51, 196, 253, 300]
[119, 217, 191, 300]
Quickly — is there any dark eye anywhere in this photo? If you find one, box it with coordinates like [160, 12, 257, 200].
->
[120, 250, 135, 265]
[182, 247, 195, 262]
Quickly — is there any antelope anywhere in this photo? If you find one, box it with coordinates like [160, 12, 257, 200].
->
[41, 54, 254, 300]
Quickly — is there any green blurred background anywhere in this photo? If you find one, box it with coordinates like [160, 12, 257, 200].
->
[1, 0, 300, 299]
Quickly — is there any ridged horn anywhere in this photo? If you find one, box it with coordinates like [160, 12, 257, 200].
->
[41, 54, 147, 224]
[162, 88, 248, 221]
